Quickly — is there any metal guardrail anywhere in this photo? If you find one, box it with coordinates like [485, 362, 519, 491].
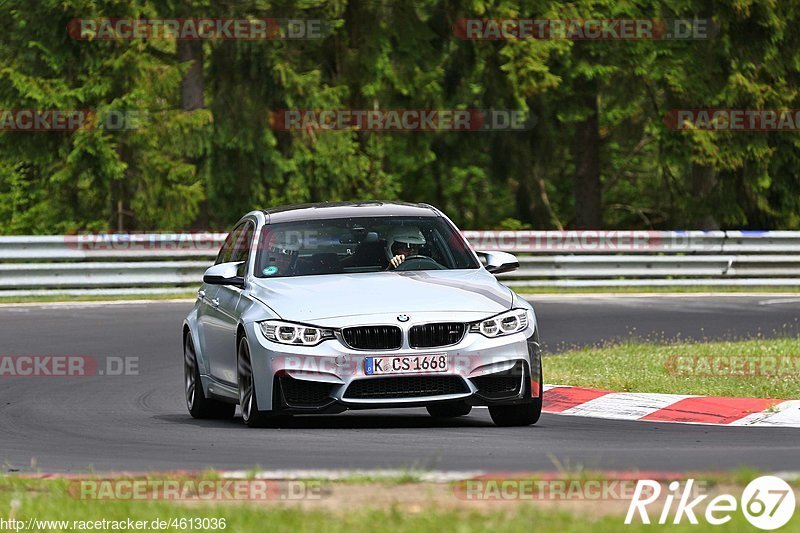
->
[0, 261, 211, 289]
[0, 231, 798, 295]
[0, 234, 226, 260]
[461, 230, 800, 254]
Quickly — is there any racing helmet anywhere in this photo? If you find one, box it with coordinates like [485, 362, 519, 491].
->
[387, 226, 426, 255]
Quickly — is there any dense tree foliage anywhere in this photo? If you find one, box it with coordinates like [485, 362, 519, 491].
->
[1, 0, 798, 233]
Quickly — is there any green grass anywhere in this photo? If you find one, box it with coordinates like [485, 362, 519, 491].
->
[449, 466, 793, 490]
[2, 476, 798, 532]
[0, 292, 196, 305]
[546, 338, 800, 398]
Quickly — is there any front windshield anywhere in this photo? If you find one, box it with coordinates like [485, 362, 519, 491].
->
[254, 216, 479, 278]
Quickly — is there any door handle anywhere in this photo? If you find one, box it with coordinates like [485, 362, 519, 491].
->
[198, 290, 206, 299]
[210, 298, 220, 308]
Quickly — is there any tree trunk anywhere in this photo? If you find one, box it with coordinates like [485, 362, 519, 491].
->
[178, 40, 204, 111]
[691, 163, 719, 229]
[573, 87, 602, 229]
[178, 40, 208, 228]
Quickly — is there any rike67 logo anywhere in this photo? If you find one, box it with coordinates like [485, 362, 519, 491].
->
[626, 476, 795, 530]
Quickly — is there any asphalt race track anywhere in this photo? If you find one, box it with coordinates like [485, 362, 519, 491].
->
[0, 295, 798, 473]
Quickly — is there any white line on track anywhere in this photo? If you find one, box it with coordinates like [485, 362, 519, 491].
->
[758, 297, 800, 306]
[561, 392, 697, 421]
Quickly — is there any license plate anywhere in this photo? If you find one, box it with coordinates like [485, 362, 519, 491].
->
[364, 354, 448, 375]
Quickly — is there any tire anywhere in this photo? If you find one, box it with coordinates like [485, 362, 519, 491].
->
[426, 402, 472, 418]
[237, 336, 275, 428]
[488, 361, 543, 427]
[184, 333, 235, 419]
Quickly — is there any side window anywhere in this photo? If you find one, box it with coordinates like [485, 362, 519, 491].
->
[215, 227, 241, 265]
[230, 222, 255, 276]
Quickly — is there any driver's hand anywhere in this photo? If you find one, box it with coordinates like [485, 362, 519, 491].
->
[390, 254, 406, 268]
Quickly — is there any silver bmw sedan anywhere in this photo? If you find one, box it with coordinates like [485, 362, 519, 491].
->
[183, 202, 543, 427]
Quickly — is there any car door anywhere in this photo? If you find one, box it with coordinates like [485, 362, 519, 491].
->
[195, 227, 235, 375]
[214, 221, 254, 383]
[199, 222, 252, 385]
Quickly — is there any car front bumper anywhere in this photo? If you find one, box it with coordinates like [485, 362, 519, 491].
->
[245, 320, 542, 414]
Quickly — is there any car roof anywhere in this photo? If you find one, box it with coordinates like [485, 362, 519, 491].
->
[260, 201, 439, 223]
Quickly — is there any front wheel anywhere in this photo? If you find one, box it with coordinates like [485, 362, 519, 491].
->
[488, 397, 542, 427]
[184, 334, 235, 419]
[237, 336, 276, 428]
[488, 361, 543, 427]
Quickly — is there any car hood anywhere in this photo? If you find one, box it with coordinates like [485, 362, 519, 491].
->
[248, 269, 512, 322]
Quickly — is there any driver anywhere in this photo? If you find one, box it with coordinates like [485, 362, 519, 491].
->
[387, 227, 426, 269]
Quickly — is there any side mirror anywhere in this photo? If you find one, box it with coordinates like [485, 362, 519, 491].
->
[477, 251, 519, 274]
[203, 262, 245, 288]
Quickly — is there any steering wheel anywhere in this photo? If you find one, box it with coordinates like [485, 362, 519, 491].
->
[388, 255, 445, 271]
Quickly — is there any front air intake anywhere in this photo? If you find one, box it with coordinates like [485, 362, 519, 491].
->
[471, 361, 525, 400]
[278, 376, 335, 407]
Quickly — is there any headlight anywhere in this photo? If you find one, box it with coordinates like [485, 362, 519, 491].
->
[469, 309, 530, 338]
[259, 320, 334, 346]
